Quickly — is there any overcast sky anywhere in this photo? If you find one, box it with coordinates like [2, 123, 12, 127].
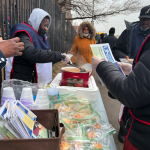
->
[73, 0, 150, 35]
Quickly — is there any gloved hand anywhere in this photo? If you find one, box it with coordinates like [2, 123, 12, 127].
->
[61, 53, 72, 64]
[91, 57, 105, 71]
[118, 62, 132, 75]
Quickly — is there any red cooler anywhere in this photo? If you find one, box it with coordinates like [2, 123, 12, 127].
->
[61, 67, 92, 88]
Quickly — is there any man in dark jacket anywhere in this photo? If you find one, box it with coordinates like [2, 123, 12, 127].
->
[112, 5, 150, 61]
[102, 27, 117, 50]
[92, 34, 150, 150]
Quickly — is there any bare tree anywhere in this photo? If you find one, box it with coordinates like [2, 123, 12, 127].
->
[56, 0, 144, 21]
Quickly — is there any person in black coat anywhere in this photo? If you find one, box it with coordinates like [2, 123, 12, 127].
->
[102, 27, 117, 50]
[92, 33, 150, 149]
[5, 8, 69, 83]
[112, 6, 150, 61]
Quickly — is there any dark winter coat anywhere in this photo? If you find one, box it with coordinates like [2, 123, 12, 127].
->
[112, 21, 139, 61]
[102, 34, 117, 50]
[13, 31, 62, 82]
[96, 35, 150, 150]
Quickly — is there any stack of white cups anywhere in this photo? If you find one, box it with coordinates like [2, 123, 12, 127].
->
[1, 87, 16, 106]
[35, 89, 49, 109]
[20, 87, 35, 109]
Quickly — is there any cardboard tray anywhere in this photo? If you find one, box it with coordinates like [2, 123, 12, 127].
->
[0, 109, 65, 150]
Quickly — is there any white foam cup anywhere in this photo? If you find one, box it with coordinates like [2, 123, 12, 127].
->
[1, 87, 16, 105]
[36, 89, 48, 101]
[20, 87, 33, 102]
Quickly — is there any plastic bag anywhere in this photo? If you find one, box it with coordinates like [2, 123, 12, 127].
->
[51, 100, 71, 113]
[60, 93, 77, 101]
[69, 104, 101, 122]
[64, 99, 90, 109]
[60, 140, 71, 150]
[84, 123, 116, 140]
[1, 79, 33, 100]
[67, 136, 111, 150]
[67, 137, 104, 150]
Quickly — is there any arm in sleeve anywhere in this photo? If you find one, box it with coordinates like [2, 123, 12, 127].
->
[96, 50, 150, 108]
[71, 36, 78, 63]
[0, 50, 6, 69]
[112, 30, 127, 61]
[15, 32, 62, 64]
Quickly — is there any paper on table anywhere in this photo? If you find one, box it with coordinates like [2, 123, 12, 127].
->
[5, 122, 22, 139]
[0, 118, 17, 139]
[32, 121, 48, 138]
[15, 107, 34, 131]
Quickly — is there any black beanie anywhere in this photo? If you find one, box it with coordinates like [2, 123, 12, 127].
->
[109, 27, 115, 34]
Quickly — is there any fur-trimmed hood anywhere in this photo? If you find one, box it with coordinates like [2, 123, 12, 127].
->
[78, 21, 96, 39]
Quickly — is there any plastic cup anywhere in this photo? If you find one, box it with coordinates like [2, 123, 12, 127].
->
[47, 87, 60, 101]
[20, 87, 34, 102]
[1, 87, 16, 105]
[36, 89, 48, 100]
[35, 89, 48, 105]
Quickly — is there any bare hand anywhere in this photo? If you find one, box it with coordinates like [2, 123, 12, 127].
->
[118, 62, 132, 75]
[0, 37, 24, 58]
[125, 56, 129, 60]
[92, 57, 104, 71]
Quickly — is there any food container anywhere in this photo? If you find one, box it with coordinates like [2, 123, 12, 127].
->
[50, 73, 98, 103]
[61, 67, 92, 88]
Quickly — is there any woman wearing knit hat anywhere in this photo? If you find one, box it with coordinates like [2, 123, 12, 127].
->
[71, 21, 96, 67]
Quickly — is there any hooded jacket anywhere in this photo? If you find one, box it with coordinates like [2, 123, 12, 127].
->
[5, 8, 62, 82]
[28, 8, 51, 32]
[96, 35, 150, 149]
[71, 21, 96, 66]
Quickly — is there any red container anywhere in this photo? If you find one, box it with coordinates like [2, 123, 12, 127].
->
[61, 67, 92, 88]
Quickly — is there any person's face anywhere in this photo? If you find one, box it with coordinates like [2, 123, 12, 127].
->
[39, 18, 49, 32]
[140, 18, 150, 31]
[83, 26, 89, 34]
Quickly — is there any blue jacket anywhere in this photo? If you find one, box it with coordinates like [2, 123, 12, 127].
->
[10, 22, 50, 50]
